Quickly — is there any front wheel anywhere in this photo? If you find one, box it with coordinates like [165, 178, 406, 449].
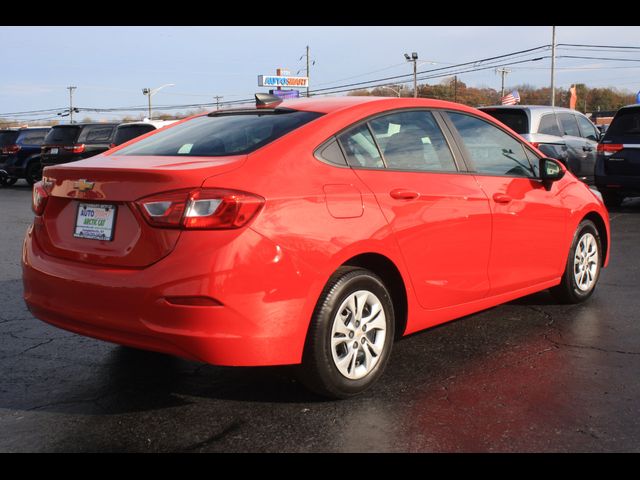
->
[551, 219, 602, 304]
[298, 267, 395, 399]
[25, 162, 42, 186]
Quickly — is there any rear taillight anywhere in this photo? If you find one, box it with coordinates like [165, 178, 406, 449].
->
[1, 144, 21, 154]
[597, 143, 623, 155]
[136, 188, 264, 230]
[109, 143, 116, 149]
[63, 144, 86, 154]
[32, 181, 49, 215]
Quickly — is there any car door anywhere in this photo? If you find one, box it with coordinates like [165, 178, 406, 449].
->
[443, 111, 568, 296]
[336, 109, 492, 310]
[557, 112, 591, 183]
[575, 113, 599, 184]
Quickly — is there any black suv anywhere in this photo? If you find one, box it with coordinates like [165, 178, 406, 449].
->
[40, 123, 118, 168]
[0, 127, 51, 186]
[595, 104, 640, 207]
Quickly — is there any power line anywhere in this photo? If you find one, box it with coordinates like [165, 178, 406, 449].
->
[557, 43, 640, 50]
[557, 55, 640, 62]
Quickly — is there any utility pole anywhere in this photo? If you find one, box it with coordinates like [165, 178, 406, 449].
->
[306, 45, 310, 98]
[495, 68, 511, 99]
[214, 95, 223, 110]
[67, 86, 77, 124]
[551, 26, 556, 107]
[454, 75, 458, 103]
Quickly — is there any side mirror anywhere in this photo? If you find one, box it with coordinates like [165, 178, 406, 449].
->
[540, 157, 565, 183]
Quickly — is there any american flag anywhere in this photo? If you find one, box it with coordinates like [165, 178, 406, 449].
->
[501, 90, 520, 105]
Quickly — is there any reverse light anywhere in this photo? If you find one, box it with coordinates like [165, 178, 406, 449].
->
[63, 144, 86, 154]
[136, 188, 264, 230]
[32, 181, 49, 215]
[597, 143, 623, 155]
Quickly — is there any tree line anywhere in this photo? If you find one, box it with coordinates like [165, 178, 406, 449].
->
[348, 79, 637, 113]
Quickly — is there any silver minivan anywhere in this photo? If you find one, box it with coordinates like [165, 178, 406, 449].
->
[480, 105, 601, 184]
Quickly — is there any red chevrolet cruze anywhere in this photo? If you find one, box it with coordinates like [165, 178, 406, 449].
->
[23, 96, 610, 398]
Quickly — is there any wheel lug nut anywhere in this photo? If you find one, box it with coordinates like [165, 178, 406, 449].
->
[355, 321, 360, 327]
[361, 337, 366, 344]
[353, 342, 358, 349]
[349, 332, 354, 338]
[362, 325, 367, 332]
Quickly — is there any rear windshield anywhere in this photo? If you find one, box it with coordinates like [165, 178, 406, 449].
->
[480, 109, 529, 134]
[113, 124, 156, 146]
[77, 125, 116, 143]
[116, 110, 323, 157]
[17, 129, 49, 145]
[606, 108, 640, 138]
[45, 126, 81, 144]
[0, 131, 19, 146]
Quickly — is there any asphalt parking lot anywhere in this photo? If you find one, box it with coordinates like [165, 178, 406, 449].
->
[1, 181, 639, 452]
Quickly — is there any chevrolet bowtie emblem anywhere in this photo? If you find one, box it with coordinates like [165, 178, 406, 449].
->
[74, 179, 95, 192]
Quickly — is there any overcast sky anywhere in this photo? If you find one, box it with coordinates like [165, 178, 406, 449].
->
[1, 26, 639, 121]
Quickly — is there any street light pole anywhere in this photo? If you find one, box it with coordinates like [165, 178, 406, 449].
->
[214, 95, 223, 110]
[551, 25, 557, 107]
[142, 84, 175, 121]
[67, 86, 76, 124]
[404, 52, 419, 98]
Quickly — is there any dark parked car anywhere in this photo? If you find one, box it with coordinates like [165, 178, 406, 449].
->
[480, 105, 601, 184]
[0, 127, 51, 186]
[0, 129, 20, 186]
[595, 104, 640, 207]
[110, 120, 177, 148]
[40, 123, 118, 168]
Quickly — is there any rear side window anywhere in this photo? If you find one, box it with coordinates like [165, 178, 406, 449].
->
[368, 110, 457, 172]
[17, 130, 48, 145]
[117, 110, 322, 157]
[575, 115, 599, 141]
[606, 108, 640, 138]
[557, 113, 581, 137]
[114, 124, 156, 146]
[45, 126, 81, 144]
[0, 131, 19, 146]
[481, 109, 529, 134]
[338, 124, 384, 169]
[538, 114, 562, 136]
[79, 126, 115, 143]
[448, 112, 535, 178]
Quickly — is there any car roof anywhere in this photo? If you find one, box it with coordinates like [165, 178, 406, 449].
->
[218, 96, 482, 116]
[52, 123, 119, 128]
[479, 105, 578, 113]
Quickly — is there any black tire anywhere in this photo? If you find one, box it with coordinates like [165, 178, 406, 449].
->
[550, 219, 602, 304]
[25, 161, 42, 186]
[602, 192, 623, 209]
[298, 267, 395, 399]
[0, 176, 18, 187]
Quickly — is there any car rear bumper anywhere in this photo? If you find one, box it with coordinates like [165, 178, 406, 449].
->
[595, 174, 640, 197]
[22, 224, 314, 366]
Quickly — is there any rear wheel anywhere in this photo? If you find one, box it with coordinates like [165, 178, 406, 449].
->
[551, 220, 602, 304]
[299, 267, 395, 399]
[25, 161, 42, 186]
[0, 176, 17, 187]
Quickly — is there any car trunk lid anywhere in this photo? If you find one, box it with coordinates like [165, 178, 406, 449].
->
[35, 154, 246, 267]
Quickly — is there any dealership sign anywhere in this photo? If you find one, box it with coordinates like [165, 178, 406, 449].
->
[258, 75, 309, 88]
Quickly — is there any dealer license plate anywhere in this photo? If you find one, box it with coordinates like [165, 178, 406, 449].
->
[50, 148, 58, 155]
[74, 203, 117, 241]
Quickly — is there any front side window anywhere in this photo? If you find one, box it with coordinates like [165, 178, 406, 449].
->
[576, 115, 599, 141]
[338, 124, 384, 169]
[117, 110, 323, 157]
[448, 112, 535, 178]
[368, 111, 457, 172]
[557, 113, 581, 137]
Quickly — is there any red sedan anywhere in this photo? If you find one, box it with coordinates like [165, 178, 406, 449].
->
[23, 95, 610, 398]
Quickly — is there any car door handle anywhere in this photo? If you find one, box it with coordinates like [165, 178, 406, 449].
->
[583, 146, 593, 152]
[390, 189, 420, 200]
[493, 193, 512, 204]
